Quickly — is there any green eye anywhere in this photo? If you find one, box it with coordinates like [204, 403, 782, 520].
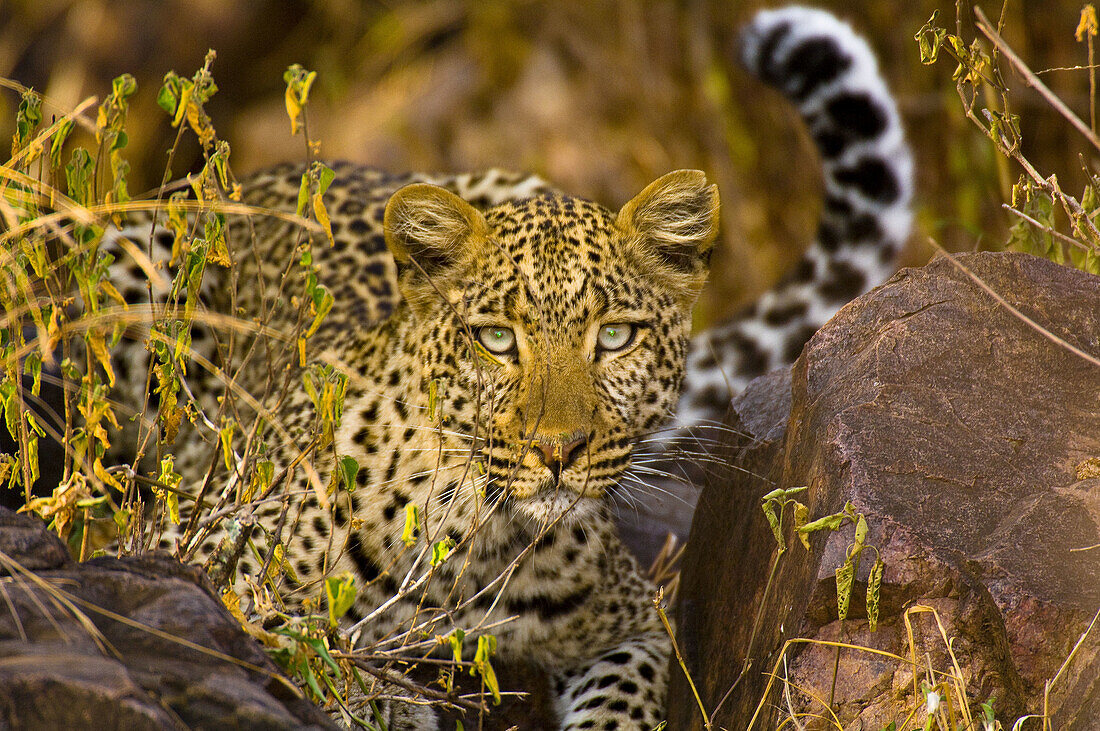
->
[477, 326, 516, 354]
[597, 323, 635, 352]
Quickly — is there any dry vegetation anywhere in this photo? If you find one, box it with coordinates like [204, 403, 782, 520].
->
[1, 1, 1099, 729]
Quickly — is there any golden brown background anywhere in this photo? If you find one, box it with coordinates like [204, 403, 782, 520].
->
[1, 0, 1094, 327]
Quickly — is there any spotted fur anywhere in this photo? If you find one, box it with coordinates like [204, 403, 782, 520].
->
[94, 7, 911, 729]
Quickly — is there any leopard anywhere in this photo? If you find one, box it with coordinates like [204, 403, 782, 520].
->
[86, 6, 913, 729]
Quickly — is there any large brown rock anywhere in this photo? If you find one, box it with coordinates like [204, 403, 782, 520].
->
[0, 508, 336, 730]
[668, 252, 1100, 728]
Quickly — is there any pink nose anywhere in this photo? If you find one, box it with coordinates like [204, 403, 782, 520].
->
[533, 434, 588, 476]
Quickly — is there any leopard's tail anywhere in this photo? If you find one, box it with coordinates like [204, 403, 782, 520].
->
[677, 6, 913, 429]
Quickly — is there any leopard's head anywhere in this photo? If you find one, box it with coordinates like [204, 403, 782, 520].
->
[384, 171, 718, 524]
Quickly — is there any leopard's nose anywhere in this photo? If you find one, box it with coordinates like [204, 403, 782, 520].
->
[533, 434, 588, 478]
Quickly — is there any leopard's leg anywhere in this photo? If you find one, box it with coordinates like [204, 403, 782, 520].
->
[554, 632, 670, 730]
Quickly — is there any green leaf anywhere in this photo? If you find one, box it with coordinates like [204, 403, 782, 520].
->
[836, 559, 855, 621]
[23, 351, 42, 397]
[854, 514, 868, 551]
[914, 11, 947, 65]
[111, 73, 137, 100]
[248, 459, 274, 500]
[49, 118, 74, 168]
[0, 380, 16, 440]
[867, 557, 884, 632]
[798, 512, 845, 536]
[314, 162, 335, 196]
[471, 634, 501, 705]
[1007, 191, 1059, 262]
[762, 499, 783, 548]
[300, 658, 325, 700]
[305, 284, 334, 337]
[113, 507, 132, 535]
[760, 485, 807, 503]
[14, 89, 43, 151]
[157, 73, 181, 115]
[296, 172, 310, 217]
[325, 572, 358, 626]
[431, 537, 456, 566]
[449, 628, 465, 664]
[337, 455, 359, 492]
[65, 148, 95, 206]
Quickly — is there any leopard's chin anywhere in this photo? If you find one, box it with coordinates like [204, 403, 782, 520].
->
[511, 490, 602, 526]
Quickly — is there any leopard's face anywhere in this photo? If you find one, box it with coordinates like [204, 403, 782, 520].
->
[384, 171, 719, 524]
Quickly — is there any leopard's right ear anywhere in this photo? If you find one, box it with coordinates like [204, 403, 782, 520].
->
[384, 183, 489, 277]
[616, 170, 719, 297]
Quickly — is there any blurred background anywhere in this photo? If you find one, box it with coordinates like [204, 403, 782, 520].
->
[1, 0, 1096, 327]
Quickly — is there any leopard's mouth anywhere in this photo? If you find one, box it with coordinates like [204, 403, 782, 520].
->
[475, 441, 628, 525]
[509, 488, 602, 525]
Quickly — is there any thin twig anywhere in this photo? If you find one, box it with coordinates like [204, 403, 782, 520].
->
[654, 587, 711, 729]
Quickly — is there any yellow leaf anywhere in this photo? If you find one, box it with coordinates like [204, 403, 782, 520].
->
[219, 423, 235, 472]
[44, 306, 62, 357]
[1078, 5, 1098, 42]
[173, 81, 192, 128]
[284, 86, 302, 135]
[100, 279, 128, 309]
[222, 587, 248, 624]
[161, 406, 183, 444]
[185, 101, 215, 148]
[312, 193, 334, 246]
[275, 543, 298, 583]
[92, 458, 123, 492]
[87, 333, 115, 387]
[401, 503, 420, 547]
[166, 491, 180, 525]
[207, 237, 231, 267]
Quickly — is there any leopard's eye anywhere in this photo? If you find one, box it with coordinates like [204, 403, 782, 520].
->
[597, 323, 635, 352]
[477, 326, 516, 355]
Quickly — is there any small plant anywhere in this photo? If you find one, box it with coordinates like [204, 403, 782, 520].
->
[917, 4, 1100, 274]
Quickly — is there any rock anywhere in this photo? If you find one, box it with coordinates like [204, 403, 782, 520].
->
[0, 508, 337, 730]
[667, 252, 1100, 728]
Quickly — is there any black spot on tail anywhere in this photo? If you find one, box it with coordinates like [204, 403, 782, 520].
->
[819, 215, 884, 251]
[779, 38, 853, 101]
[834, 158, 900, 204]
[762, 300, 809, 326]
[782, 259, 817, 285]
[825, 92, 888, 138]
[694, 385, 730, 412]
[811, 93, 889, 160]
[750, 22, 793, 84]
[818, 260, 867, 302]
[729, 332, 769, 378]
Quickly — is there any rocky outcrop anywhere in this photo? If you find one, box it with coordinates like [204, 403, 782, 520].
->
[667, 252, 1100, 728]
[0, 508, 336, 730]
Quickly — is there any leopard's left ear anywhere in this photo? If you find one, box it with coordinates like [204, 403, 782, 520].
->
[617, 170, 719, 287]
